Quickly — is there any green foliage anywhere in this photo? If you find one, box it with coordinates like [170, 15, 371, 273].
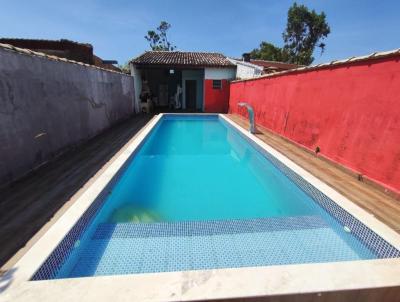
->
[250, 2, 330, 65]
[250, 42, 289, 62]
[117, 61, 130, 73]
[283, 3, 330, 65]
[145, 21, 176, 51]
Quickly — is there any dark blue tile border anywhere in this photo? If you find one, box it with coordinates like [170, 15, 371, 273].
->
[31, 114, 400, 281]
[219, 116, 400, 259]
[31, 116, 163, 280]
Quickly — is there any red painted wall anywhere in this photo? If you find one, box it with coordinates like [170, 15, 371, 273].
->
[204, 79, 230, 113]
[229, 57, 400, 193]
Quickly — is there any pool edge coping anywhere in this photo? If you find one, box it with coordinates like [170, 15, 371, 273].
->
[1, 113, 400, 302]
[0, 114, 160, 272]
[220, 114, 400, 251]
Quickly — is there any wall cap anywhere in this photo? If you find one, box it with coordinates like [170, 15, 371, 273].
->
[0, 42, 131, 76]
[232, 48, 400, 83]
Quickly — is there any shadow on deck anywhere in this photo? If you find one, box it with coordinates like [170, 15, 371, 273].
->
[0, 114, 153, 267]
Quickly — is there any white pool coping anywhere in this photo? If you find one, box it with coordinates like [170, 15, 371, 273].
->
[1, 113, 400, 302]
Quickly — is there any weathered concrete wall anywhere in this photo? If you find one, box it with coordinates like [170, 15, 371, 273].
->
[229, 55, 400, 193]
[0, 47, 135, 186]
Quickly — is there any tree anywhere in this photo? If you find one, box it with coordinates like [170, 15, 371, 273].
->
[283, 3, 330, 65]
[250, 42, 288, 62]
[145, 21, 176, 51]
[250, 3, 330, 65]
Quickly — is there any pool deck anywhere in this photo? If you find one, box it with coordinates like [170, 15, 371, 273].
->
[1, 112, 400, 271]
[1, 113, 400, 301]
[0, 114, 153, 270]
[227, 114, 400, 233]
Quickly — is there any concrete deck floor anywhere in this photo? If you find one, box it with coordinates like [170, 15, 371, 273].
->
[0, 114, 153, 268]
[1, 112, 400, 271]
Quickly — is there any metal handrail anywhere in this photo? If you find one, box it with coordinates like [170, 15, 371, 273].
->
[238, 102, 256, 134]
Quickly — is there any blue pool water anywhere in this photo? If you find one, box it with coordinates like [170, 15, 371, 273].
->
[101, 116, 317, 222]
[33, 115, 400, 280]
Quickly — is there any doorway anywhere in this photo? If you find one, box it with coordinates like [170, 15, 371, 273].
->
[185, 80, 197, 110]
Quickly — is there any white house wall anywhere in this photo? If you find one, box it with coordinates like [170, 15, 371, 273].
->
[204, 68, 236, 80]
[235, 62, 263, 79]
[227, 58, 263, 79]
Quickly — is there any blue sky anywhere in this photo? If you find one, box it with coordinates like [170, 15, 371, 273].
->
[1, 0, 399, 65]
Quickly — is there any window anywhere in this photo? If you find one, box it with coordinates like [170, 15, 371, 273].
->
[212, 80, 222, 90]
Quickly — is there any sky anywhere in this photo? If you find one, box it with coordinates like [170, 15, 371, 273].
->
[1, 0, 399, 65]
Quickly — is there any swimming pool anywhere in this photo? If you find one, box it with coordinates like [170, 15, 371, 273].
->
[32, 114, 400, 280]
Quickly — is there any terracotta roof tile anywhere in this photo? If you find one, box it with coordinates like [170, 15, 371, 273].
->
[131, 51, 235, 68]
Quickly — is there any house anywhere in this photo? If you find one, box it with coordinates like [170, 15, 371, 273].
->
[250, 59, 300, 73]
[228, 58, 264, 79]
[240, 52, 300, 74]
[229, 53, 300, 79]
[130, 51, 236, 113]
[93, 55, 121, 72]
[0, 38, 121, 72]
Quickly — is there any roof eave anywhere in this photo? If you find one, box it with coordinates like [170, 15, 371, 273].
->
[131, 62, 236, 69]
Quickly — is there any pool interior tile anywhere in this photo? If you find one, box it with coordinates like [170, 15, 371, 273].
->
[31, 115, 400, 281]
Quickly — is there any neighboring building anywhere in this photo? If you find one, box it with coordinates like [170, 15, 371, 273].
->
[229, 53, 300, 79]
[228, 58, 264, 79]
[93, 55, 121, 72]
[250, 59, 300, 73]
[243, 52, 300, 74]
[0, 38, 121, 72]
[130, 51, 236, 113]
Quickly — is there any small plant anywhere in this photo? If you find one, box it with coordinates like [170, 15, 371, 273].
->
[315, 146, 321, 154]
[117, 61, 130, 74]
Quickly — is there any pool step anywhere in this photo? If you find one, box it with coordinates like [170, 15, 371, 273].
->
[92, 215, 327, 240]
[66, 215, 374, 278]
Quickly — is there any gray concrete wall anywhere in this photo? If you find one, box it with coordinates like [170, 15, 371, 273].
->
[0, 47, 135, 186]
